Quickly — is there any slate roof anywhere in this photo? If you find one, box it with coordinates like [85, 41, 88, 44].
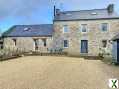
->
[54, 9, 119, 21]
[112, 34, 119, 40]
[2, 24, 53, 37]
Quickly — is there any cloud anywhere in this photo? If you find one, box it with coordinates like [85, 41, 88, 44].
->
[0, 0, 118, 20]
[0, 0, 118, 19]
[0, 0, 53, 32]
[55, 0, 118, 10]
[0, 0, 52, 19]
[0, 0, 118, 32]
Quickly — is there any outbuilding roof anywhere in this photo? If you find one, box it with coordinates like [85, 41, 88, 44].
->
[2, 24, 53, 37]
[54, 9, 119, 21]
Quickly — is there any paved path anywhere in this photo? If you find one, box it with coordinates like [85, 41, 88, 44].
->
[0, 56, 119, 89]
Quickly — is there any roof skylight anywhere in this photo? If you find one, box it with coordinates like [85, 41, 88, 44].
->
[24, 27, 30, 31]
[91, 12, 97, 15]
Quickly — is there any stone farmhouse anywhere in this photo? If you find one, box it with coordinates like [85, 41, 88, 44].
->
[2, 4, 119, 56]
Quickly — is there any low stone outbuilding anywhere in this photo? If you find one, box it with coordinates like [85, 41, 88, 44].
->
[2, 24, 53, 52]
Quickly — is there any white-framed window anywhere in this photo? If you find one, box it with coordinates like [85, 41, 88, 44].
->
[63, 40, 69, 48]
[101, 23, 109, 32]
[63, 25, 69, 33]
[81, 24, 87, 33]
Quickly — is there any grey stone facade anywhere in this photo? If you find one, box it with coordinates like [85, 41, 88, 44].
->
[53, 19, 119, 56]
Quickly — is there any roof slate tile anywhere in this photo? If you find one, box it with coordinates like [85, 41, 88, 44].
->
[3, 24, 53, 37]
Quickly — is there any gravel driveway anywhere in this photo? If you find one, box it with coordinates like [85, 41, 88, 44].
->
[0, 56, 119, 89]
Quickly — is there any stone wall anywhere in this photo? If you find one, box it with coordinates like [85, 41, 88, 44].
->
[3, 37, 53, 52]
[53, 19, 119, 56]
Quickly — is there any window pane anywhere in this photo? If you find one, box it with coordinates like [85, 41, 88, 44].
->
[63, 25, 69, 33]
[81, 24, 87, 32]
[64, 40, 68, 47]
[101, 23, 108, 31]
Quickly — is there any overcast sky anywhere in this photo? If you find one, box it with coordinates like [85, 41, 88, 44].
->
[0, 0, 119, 33]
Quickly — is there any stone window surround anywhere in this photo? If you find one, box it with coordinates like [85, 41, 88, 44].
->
[78, 22, 110, 33]
[100, 23, 110, 32]
[63, 39, 69, 48]
[12, 39, 17, 46]
[80, 24, 88, 33]
[62, 25, 69, 33]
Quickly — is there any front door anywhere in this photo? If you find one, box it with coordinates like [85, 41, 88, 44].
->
[81, 40, 88, 53]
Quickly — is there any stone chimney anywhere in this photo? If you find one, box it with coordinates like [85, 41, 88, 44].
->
[56, 9, 60, 16]
[107, 4, 114, 13]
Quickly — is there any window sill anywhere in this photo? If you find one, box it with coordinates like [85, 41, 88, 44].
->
[80, 52, 88, 54]
[81, 32, 87, 34]
[63, 47, 69, 49]
[100, 31, 109, 33]
[63, 32, 69, 34]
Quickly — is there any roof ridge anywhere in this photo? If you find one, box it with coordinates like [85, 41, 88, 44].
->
[61, 8, 107, 13]
[11, 24, 53, 27]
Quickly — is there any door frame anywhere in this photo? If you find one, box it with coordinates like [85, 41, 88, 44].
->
[80, 40, 88, 53]
[117, 40, 119, 62]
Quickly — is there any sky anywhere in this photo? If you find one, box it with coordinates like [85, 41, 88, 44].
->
[0, 0, 119, 33]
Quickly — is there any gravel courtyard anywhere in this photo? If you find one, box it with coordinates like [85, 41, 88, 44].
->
[0, 56, 119, 89]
